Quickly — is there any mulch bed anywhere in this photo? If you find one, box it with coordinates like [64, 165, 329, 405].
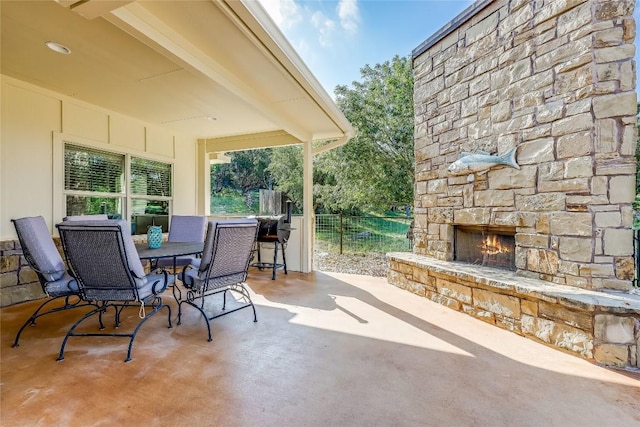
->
[314, 251, 389, 277]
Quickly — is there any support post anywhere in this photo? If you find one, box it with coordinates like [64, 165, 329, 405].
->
[196, 140, 211, 216]
[302, 142, 314, 273]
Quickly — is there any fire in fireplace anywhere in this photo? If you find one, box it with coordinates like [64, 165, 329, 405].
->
[454, 226, 516, 271]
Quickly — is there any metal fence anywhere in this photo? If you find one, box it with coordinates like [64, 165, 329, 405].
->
[635, 229, 640, 288]
[315, 214, 413, 254]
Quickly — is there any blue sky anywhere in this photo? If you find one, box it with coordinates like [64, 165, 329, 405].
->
[260, 0, 640, 99]
[259, 0, 473, 95]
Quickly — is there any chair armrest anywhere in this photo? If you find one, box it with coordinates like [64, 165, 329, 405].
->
[151, 270, 171, 295]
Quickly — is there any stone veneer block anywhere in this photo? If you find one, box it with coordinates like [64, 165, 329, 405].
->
[538, 301, 593, 330]
[549, 212, 593, 236]
[593, 344, 630, 368]
[594, 314, 635, 344]
[521, 299, 538, 316]
[603, 229, 634, 256]
[436, 278, 473, 305]
[593, 92, 637, 118]
[472, 288, 521, 318]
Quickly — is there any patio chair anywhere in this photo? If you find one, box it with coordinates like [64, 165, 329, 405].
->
[177, 219, 258, 341]
[155, 215, 206, 270]
[10, 216, 95, 347]
[56, 219, 174, 362]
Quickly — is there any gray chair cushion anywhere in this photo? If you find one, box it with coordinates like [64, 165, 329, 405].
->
[137, 272, 175, 300]
[44, 272, 79, 297]
[179, 267, 201, 290]
[13, 216, 65, 282]
[63, 215, 109, 221]
[168, 215, 206, 242]
[156, 255, 194, 269]
[156, 215, 206, 269]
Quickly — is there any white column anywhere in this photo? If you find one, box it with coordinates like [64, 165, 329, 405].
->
[196, 139, 210, 216]
[301, 141, 314, 273]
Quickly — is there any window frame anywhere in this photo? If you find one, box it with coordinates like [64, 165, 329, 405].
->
[54, 133, 174, 228]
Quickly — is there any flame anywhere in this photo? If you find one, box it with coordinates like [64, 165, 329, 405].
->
[481, 234, 510, 255]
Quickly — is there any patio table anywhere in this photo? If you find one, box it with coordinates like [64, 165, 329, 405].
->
[136, 241, 204, 302]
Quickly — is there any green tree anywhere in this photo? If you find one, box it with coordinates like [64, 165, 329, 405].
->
[316, 55, 415, 213]
[211, 149, 272, 196]
[211, 149, 273, 210]
[266, 145, 304, 212]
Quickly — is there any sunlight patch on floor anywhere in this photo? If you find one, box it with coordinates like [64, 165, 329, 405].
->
[252, 293, 473, 357]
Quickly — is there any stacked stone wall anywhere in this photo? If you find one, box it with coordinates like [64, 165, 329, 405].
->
[0, 239, 45, 307]
[388, 252, 640, 368]
[413, 0, 637, 290]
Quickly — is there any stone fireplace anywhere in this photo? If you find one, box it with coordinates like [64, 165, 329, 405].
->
[387, 0, 640, 368]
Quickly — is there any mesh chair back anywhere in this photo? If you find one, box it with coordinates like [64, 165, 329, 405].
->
[57, 220, 147, 301]
[198, 219, 258, 289]
[12, 216, 65, 284]
[168, 215, 206, 242]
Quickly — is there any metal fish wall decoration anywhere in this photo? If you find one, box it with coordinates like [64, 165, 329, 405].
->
[447, 147, 519, 176]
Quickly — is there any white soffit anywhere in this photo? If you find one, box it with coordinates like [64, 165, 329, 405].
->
[1, 0, 353, 147]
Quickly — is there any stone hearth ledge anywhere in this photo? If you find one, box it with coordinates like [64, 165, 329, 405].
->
[386, 252, 640, 369]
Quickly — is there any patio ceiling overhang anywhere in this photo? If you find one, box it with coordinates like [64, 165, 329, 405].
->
[1, 0, 354, 151]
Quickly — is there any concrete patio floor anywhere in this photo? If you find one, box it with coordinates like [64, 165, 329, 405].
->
[1, 269, 639, 426]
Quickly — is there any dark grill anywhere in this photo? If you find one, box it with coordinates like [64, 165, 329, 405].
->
[255, 215, 291, 244]
[252, 202, 292, 279]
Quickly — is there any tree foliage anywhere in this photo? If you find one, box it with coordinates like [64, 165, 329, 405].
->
[316, 55, 414, 213]
[210, 55, 415, 215]
[211, 149, 273, 196]
[266, 145, 304, 212]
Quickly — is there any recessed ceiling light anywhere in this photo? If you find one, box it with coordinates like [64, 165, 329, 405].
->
[45, 41, 71, 55]
[206, 116, 217, 121]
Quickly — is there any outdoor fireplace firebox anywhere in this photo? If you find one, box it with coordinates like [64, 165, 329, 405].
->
[454, 226, 516, 271]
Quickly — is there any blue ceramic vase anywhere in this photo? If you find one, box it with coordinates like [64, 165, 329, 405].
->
[147, 225, 163, 249]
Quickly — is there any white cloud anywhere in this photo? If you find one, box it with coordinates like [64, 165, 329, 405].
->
[259, 0, 360, 49]
[337, 0, 360, 33]
[311, 10, 337, 47]
[258, 0, 302, 29]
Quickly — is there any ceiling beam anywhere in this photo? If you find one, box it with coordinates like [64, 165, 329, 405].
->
[203, 131, 301, 153]
[68, 0, 133, 20]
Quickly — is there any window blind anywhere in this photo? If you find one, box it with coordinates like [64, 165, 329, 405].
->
[131, 157, 172, 197]
[64, 144, 124, 193]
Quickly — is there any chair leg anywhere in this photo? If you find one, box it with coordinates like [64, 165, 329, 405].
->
[171, 281, 182, 305]
[123, 302, 172, 362]
[179, 298, 213, 342]
[13, 297, 64, 347]
[257, 242, 263, 269]
[178, 285, 257, 341]
[12, 295, 95, 348]
[58, 298, 171, 362]
[58, 304, 106, 362]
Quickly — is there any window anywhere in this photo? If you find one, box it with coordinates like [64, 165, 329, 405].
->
[63, 143, 173, 234]
[64, 144, 125, 218]
[130, 157, 172, 234]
